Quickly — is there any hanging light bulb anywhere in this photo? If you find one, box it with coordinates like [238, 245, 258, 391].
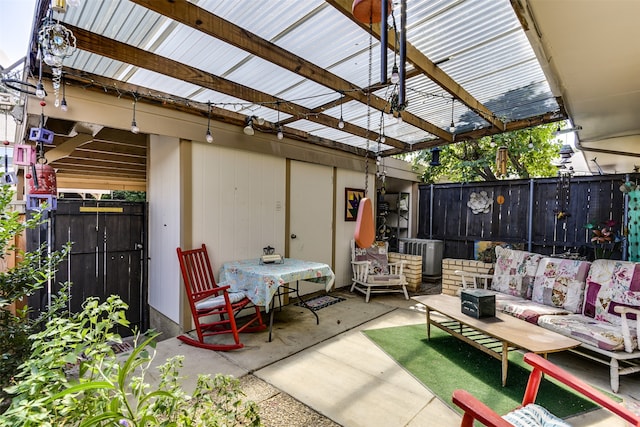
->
[276, 101, 283, 140]
[60, 72, 67, 111]
[131, 94, 139, 134]
[243, 117, 255, 135]
[390, 64, 400, 84]
[338, 91, 345, 129]
[205, 101, 213, 143]
[35, 82, 46, 99]
[449, 99, 456, 133]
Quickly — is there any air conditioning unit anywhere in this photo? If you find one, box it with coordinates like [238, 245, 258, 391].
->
[398, 238, 443, 277]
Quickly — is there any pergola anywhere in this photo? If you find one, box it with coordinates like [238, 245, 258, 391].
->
[6, 0, 640, 190]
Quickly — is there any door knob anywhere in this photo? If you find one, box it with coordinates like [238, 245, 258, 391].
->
[290, 234, 297, 239]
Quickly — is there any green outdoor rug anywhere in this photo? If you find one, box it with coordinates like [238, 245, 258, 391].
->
[363, 323, 601, 420]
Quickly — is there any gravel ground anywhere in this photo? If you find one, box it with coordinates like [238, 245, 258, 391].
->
[239, 375, 340, 427]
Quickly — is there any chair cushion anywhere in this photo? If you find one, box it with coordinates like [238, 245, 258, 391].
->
[368, 274, 402, 284]
[503, 403, 570, 427]
[195, 291, 246, 311]
[531, 258, 591, 313]
[491, 247, 544, 298]
[496, 293, 570, 324]
[354, 242, 389, 274]
[582, 259, 640, 325]
[538, 313, 638, 351]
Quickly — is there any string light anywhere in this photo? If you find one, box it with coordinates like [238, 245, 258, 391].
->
[131, 94, 139, 134]
[276, 101, 283, 140]
[338, 91, 345, 129]
[243, 116, 255, 135]
[55, 71, 513, 144]
[449, 99, 455, 133]
[205, 100, 213, 143]
[60, 72, 68, 112]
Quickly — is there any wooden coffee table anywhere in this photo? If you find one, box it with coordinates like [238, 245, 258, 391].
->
[412, 294, 581, 386]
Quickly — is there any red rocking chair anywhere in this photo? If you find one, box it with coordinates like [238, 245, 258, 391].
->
[176, 244, 266, 351]
[452, 352, 640, 427]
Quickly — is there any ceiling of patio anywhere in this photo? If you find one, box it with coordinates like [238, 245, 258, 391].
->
[16, 0, 640, 188]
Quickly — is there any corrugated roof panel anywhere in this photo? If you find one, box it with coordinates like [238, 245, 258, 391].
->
[406, 0, 521, 63]
[277, 81, 339, 111]
[42, 0, 567, 159]
[197, 0, 325, 42]
[225, 56, 325, 100]
[276, 6, 375, 70]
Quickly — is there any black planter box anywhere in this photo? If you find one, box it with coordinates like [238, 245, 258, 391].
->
[461, 289, 496, 318]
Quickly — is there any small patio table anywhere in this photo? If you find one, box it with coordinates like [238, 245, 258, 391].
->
[220, 258, 335, 341]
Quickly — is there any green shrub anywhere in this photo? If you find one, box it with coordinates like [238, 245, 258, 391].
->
[2, 294, 261, 426]
[0, 184, 71, 410]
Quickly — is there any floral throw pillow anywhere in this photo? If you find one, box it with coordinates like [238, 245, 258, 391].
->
[354, 241, 388, 275]
[582, 259, 640, 325]
[531, 258, 591, 313]
[490, 246, 543, 298]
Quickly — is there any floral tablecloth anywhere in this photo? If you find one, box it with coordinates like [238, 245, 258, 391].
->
[219, 258, 335, 311]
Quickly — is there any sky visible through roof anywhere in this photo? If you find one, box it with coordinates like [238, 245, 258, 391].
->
[0, 0, 37, 67]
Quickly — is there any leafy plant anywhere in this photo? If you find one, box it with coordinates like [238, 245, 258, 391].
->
[584, 218, 624, 259]
[412, 123, 562, 183]
[1, 295, 260, 426]
[0, 184, 71, 411]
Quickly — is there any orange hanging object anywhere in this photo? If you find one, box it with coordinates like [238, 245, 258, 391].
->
[354, 197, 375, 248]
[352, 0, 392, 24]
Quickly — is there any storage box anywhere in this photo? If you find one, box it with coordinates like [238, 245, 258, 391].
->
[461, 289, 496, 318]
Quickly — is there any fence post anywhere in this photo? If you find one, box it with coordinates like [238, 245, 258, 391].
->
[429, 183, 434, 239]
[528, 179, 534, 252]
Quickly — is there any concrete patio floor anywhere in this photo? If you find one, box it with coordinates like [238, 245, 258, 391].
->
[149, 286, 640, 426]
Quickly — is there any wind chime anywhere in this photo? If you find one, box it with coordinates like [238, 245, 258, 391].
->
[554, 171, 572, 220]
[1, 110, 17, 185]
[352, 0, 399, 249]
[496, 146, 508, 176]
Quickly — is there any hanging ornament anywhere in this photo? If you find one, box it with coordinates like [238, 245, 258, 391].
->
[496, 146, 508, 176]
[38, 9, 76, 108]
[352, 0, 392, 24]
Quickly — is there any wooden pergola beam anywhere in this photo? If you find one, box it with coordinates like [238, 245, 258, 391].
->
[130, 0, 451, 142]
[326, 0, 506, 132]
[66, 24, 410, 152]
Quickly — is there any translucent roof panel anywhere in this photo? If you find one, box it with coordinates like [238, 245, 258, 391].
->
[49, 0, 565, 156]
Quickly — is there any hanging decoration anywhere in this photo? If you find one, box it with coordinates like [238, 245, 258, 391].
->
[37, 5, 77, 108]
[354, 14, 376, 249]
[429, 147, 441, 166]
[26, 101, 58, 211]
[467, 191, 491, 214]
[352, 0, 392, 24]
[496, 146, 508, 176]
[553, 171, 572, 220]
[1, 110, 17, 185]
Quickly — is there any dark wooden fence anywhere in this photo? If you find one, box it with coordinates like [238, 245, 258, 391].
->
[418, 174, 633, 260]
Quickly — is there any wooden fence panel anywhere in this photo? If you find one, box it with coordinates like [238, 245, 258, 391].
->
[418, 174, 630, 260]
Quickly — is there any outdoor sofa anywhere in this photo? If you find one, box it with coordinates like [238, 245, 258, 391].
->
[455, 246, 640, 392]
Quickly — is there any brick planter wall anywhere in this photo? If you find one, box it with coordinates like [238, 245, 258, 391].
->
[388, 252, 423, 292]
[441, 258, 493, 296]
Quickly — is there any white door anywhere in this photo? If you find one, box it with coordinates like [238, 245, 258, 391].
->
[289, 160, 333, 295]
